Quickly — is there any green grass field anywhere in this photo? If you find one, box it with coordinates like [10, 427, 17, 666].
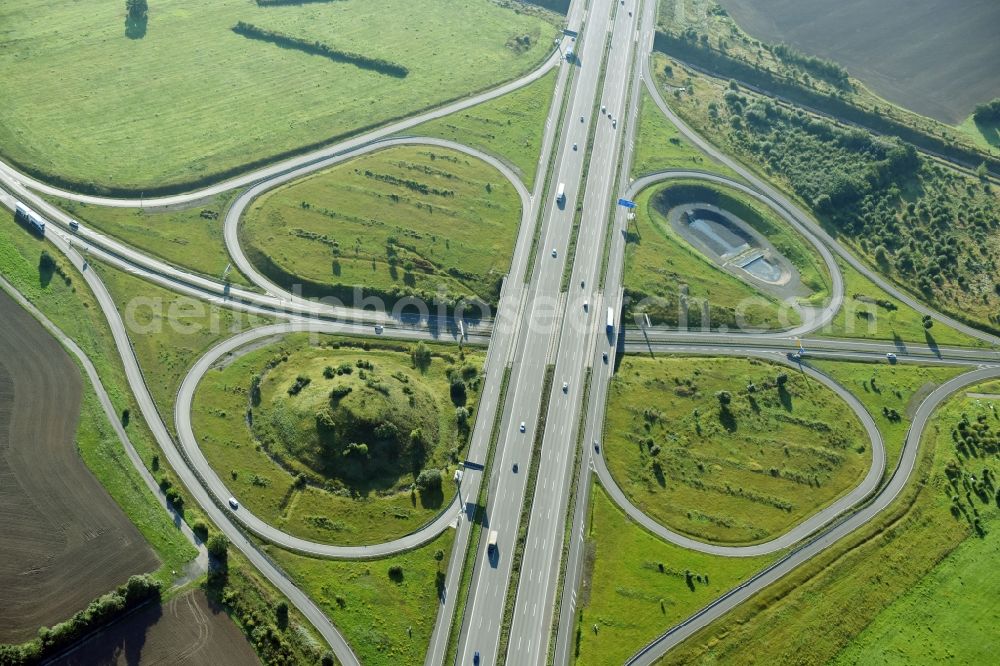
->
[624, 179, 837, 330]
[632, 89, 738, 179]
[0, 0, 558, 194]
[820, 257, 992, 348]
[573, 483, 774, 666]
[192, 333, 480, 544]
[808, 359, 967, 469]
[0, 212, 197, 582]
[411, 68, 558, 187]
[958, 114, 1000, 152]
[604, 355, 870, 545]
[265, 528, 454, 666]
[47, 193, 252, 287]
[93, 260, 273, 431]
[240, 145, 522, 306]
[658, 374, 1000, 666]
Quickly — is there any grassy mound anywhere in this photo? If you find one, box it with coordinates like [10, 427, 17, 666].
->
[193, 334, 482, 545]
[253, 351, 442, 492]
[240, 145, 521, 308]
[604, 355, 870, 545]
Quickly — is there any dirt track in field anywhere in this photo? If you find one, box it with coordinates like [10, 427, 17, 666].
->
[721, 0, 1000, 124]
[51, 589, 259, 666]
[0, 289, 158, 643]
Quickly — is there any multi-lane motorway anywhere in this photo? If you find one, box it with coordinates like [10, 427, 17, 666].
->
[2, 0, 999, 664]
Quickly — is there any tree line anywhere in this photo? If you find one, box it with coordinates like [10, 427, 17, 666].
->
[232, 22, 409, 78]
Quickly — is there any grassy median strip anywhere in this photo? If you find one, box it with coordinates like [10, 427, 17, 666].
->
[443, 366, 513, 664]
[496, 365, 556, 663]
[546, 367, 591, 664]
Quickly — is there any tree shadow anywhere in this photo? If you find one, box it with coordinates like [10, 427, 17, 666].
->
[652, 461, 666, 487]
[331, 259, 341, 276]
[747, 395, 760, 413]
[924, 329, 940, 357]
[777, 385, 793, 411]
[125, 15, 147, 40]
[436, 570, 446, 601]
[418, 485, 443, 510]
[48, 599, 161, 665]
[719, 406, 737, 432]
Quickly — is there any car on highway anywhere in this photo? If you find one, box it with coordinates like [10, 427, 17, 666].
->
[583, 300, 588, 311]
[580, 280, 585, 288]
[594, 439, 600, 453]
[374, 324, 384, 334]
[612, 118, 617, 128]
[562, 381, 569, 392]
[886, 352, 898, 363]
[572, 143, 578, 150]
[552, 248, 558, 257]
[601, 104, 606, 114]
[513, 463, 518, 473]
[68, 220, 80, 232]
[520, 421, 526, 433]
[602, 351, 608, 363]
[228, 497, 239, 510]
[580, 115, 584, 122]
[474, 651, 480, 665]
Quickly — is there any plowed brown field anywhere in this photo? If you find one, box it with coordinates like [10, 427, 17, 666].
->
[0, 289, 157, 642]
[721, 0, 1000, 124]
[50, 589, 259, 666]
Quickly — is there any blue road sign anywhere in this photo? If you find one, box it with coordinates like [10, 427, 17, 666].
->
[617, 198, 637, 209]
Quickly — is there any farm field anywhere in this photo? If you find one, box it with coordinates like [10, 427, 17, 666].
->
[50, 589, 258, 666]
[47, 193, 252, 287]
[719, 0, 1000, 125]
[0, 0, 559, 194]
[192, 333, 481, 545]
[573, 483, 773, 666]
[0, 289, 158, 643]
[658, 374, 1000, 666]
[240, 145, 522, 307]
[603, 355, 870, 545]
[653, 61, 1000, 337]
[412, 68, 558, 187]
[623, 179, 833, 330]
[265, 528, 454, 666]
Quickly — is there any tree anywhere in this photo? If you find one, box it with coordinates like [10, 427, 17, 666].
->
[275, 601, 289, 630]
[126, 0, 148, 20]
[455, 406, 470, 427]
[450, 378, 467, 406]
[716, 391, 732, 406]
[411, 341, 432, 370]
[922, 314, 934, 330]
[416, 468, 442, 492]
[207, 534, 229, 560]
[776, 373, 789, 386]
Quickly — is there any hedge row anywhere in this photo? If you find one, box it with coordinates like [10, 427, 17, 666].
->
[232, 21, 408, 78]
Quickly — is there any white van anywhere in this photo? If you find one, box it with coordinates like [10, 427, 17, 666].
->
[556, 182, 566, 204]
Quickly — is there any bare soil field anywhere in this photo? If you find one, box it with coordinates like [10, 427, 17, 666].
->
[51, 589, 259, 666]
[721, 0, 1000, 123]
[0, 290, 157, 643]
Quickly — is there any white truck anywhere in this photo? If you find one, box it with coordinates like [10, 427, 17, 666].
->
[556, 182, 566, 205]
[487, 530, 498, 553]
[606, 306, 615, 332]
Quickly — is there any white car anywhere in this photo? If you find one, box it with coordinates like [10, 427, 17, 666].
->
[552, 248, 558, 257]
[601, 105, 606, 114]
[374, 324, 384, 334]
[612, 118, 617, 128]
[572, 143, 578, 150]
[562, 381, 569, 392]
[886, 352, 897, 363]
[519, 421, 526, 433]
[583, 300, 589, 311]
[228, 497, 239, 510]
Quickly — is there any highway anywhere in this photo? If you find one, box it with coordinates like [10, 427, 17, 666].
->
[2, 0, 1000, 663]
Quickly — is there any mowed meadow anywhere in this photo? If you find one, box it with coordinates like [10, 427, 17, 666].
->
[241, 145, 522, 306]
[603, 356, 871, 544]
[0, 0, 558, 193]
